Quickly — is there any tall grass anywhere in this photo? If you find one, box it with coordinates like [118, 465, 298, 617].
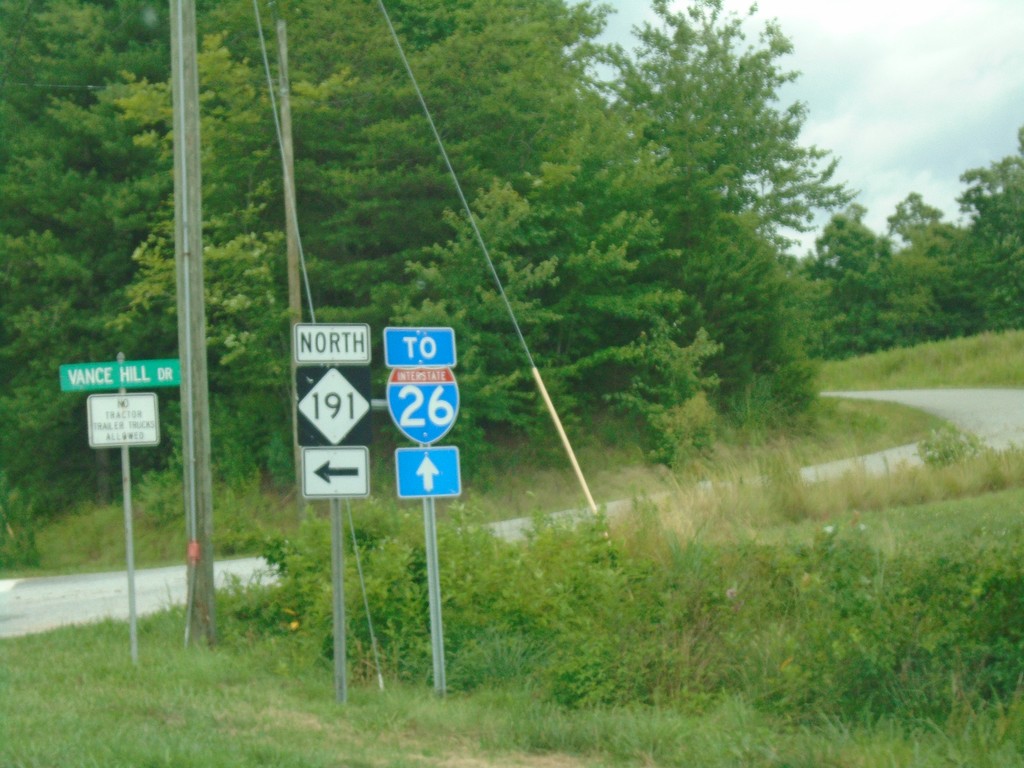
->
[17, 473, 301, 576]
[5, 611, 1024, 767]
[645, 443, 1024, 545]
[10, 332, 1024, 765]
[9, 395, 940, 578]
[818, 329, 1024, 391]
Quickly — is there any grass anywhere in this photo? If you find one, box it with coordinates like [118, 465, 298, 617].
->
[399, 394, 943, 531]
[637, 437, 1024, 546]
[4, 392, 942, 579]
[17, 474, 302, 576]
[3, 609, 1023, 767]
[740, 462, 1024, 551]
[817, 329, 1024, 390]
[8, 330, 1020, 578]
[7, 331, 1024, 765]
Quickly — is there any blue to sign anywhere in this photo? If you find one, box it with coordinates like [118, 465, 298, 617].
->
[386, 367, 459, 445]
[396, 446, 461, 498]
[383, 327, 456, 368]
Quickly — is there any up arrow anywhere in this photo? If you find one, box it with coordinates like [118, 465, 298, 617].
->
[416, 455, 440, 492]
[395, 446, 460, 499]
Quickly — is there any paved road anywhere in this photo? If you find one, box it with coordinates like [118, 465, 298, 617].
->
[0, 557, 273, 639]
[497, 388, 1024, 536]
[823, 389, 1024, 449]
[6, 389, 1024, 637]
[805, 389, 1024, 482]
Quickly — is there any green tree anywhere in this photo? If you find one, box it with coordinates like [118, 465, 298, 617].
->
[112, 30, 314, 484]
[397, 133, 721, 463]
[613, 0, 847, 413]
[255, 0, 611, 333]
[958, 126, 1024, 332]
[885, 192, 975, 344]
[0, 0, 172, 508]
[803, 204, 894, 359]
[1, 0, 626, 502]
[1, 0, 872, 507]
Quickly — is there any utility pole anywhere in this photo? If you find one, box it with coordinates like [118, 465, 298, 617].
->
[276, 18, 304, 503]
[170, 0, 216, 646]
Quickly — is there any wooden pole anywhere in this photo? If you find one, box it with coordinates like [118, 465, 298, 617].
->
[531, 366, 598, 515]
[171, 0, 216, 646]
[276, 18, 304, 505]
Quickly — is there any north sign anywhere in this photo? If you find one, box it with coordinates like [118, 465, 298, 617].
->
[60, 359, 180, 392]
[386, 367, 458, 445]
[87, 393, 160, 447]
[383, 327, 456, 368]
[294, 323, 371, 365]
[296, 366, 372, 446]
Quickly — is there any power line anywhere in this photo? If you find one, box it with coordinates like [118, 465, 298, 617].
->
[251, 0, 385, 689]
[252, 0, 316, 324]
[1, 81, 109, 90]
[374, 0, 535, 369]
[373, 0, 598, 514]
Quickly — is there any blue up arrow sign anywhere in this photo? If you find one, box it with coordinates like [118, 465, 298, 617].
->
[395, 446, 461, 498]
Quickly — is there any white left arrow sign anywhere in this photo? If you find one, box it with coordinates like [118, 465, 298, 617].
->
[301, 447, 370, 498]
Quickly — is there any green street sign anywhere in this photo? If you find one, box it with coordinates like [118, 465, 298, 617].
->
[59, 358, 181, 392]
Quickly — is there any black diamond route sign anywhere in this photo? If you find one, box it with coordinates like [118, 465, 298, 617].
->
[295, 365, 372, 447]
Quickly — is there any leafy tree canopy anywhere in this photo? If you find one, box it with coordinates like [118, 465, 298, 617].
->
[1, 0, 857, 507]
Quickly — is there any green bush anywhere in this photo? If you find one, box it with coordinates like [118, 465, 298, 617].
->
[647, 392, 718, 466]
[0, 471, 40, 570]
[212, 477, 289, 557]
[223, 504, 1024, 721]
[919, 425, 983, 467]
[133, 469, 184, 526]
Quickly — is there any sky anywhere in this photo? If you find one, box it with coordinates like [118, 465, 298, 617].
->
[599, 0, 1024, 255]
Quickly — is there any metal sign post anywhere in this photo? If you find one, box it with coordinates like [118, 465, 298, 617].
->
[120, 437, 138, 665]
[330, 498, 347, 703]
[384, 327, 462, 697]
[87, 388, 159, 664]
[64, 352, 165, 664]
[293, 323, 372, 704]
[423, 496, 445, 696]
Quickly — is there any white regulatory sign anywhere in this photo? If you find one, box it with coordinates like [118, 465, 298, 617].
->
[87, 393, 160, 448]
[302, 447, 370, 498]
[294, 323, 371, 365]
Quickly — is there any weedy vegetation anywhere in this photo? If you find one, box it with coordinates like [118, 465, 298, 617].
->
[5, 333, 1024, 766]
[816, 329, 1024, 391]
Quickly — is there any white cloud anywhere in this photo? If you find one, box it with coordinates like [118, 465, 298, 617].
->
[600, 0, 1024, 246]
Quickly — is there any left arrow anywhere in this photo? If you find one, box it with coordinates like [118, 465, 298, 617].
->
[315, 462, 360, 483]
[301, 447, 370, 499]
